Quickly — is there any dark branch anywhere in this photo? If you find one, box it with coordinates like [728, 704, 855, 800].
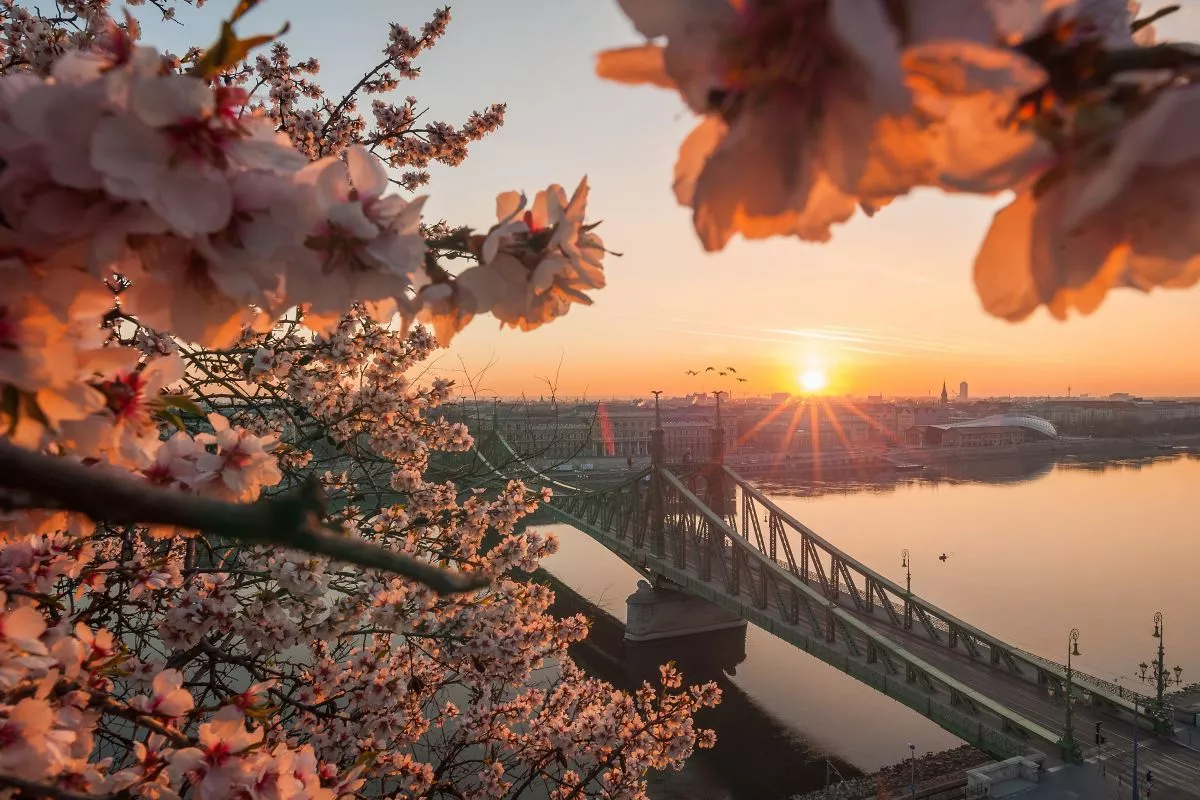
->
[0, 442, 488, 595]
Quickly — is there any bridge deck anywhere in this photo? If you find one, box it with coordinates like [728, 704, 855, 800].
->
[864, 617, 1200, 798]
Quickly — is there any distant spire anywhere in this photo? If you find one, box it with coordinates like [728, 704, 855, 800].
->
[940, 380, 949, 405]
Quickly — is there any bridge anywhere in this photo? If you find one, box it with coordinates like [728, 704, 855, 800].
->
[470, 399, 1200, 797]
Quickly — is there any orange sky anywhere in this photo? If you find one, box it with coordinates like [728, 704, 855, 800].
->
[156, 1, 1200, 400]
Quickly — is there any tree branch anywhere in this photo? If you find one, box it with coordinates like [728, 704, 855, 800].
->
[0, 442, 488, 595]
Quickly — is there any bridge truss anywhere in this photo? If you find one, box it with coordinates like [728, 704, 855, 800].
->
[472, 429, 1160, 764]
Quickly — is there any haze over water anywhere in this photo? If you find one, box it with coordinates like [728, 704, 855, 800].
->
[537, 454, 1200, 778]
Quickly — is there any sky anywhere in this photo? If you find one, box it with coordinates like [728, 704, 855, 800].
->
[145, 0, 1200, 400]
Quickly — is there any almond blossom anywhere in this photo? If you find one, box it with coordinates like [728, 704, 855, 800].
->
[597, 0, 1044, 249]
[131, 669, 195, 717]
[972, 1, 1193, 320]
[0, 697, 76, 782]
[167, 706, 265, 800]
[61, 354, 185, 468]
[975, 82, 1200, 320]
[0, 602, 48, 655]
[439, 178, 607, 339]
[90, 73, 304, 236]
[291, 144, 428, 331]
[193, 413, 282, 502]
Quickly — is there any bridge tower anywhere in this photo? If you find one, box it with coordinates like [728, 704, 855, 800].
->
[649, 390, 665, 558]
[625, 391, 747, 646]
[707, 390, 729, 521]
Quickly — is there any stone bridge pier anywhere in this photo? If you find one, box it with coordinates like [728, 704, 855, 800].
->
[625, 579, 747, 643]
[624, 579, 747, 680]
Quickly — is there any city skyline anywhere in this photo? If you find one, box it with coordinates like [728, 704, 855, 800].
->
[468, 387, 1200, 402]
[148, 1, 1200, 398]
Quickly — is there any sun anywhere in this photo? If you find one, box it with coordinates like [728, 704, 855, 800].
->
[799, 368, 827, 393]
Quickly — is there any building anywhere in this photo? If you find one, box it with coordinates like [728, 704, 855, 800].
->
[894, 404, 952, 435]
[940, 382, 949, 405]
[905, 414, 1058, 447]
[959, 381, 969, 401]
[489, 404, 601, 460]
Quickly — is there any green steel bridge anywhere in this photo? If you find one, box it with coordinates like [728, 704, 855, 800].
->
[470, 404, 1200, 795]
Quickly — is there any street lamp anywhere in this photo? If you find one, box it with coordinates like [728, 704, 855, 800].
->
[1152, 611, 1166, 710]
[1059, 628, 1082, 763]
[900, 549, 912, 630]
[907, 742, 916, 799]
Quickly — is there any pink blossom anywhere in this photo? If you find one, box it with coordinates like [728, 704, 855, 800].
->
[194, 413, 282, 502]
[90, 74, 303, 236]
[291, 145, 428, 331]
[62, 354, 186, 468]
[167, 706, 263, 800]
[132, 669, 195, 718]
[974, 84, 1200, 320]
[0, 697, 75, 781]
[440, 178, 606, 340]
[599, 0, 1045, 248]
[0, 602, 47, 655]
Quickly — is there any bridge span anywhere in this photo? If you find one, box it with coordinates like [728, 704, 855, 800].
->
[470, 410, 1200, 797]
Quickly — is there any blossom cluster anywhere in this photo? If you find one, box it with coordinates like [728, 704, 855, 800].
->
[0, 315, 720, 799]
[598, 0, 1200, 320]
[0, 2, 708, 798]
[0, 0, 609, 443]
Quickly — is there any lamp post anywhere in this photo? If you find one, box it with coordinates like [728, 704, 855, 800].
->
[1152, 612, 1166, 710]
[907, 742, 916, 799]
[1060, 628, 1082, 763]
[901, 549, 912, 630]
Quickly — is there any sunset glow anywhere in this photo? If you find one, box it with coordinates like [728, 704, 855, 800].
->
[138, 1, 1200, 400]
[799, 368, 828, 393]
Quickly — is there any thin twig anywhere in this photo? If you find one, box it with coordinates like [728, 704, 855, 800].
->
[0, 442, 488, 594]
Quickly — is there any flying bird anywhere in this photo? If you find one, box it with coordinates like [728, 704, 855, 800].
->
[685, 370, 698, 375]
[705, 366, 716, 372]
[727, 367, 737, 373]
[719, 371, 728, 376]
[737, 377, 748, 383]
[939, 553, 949, 562]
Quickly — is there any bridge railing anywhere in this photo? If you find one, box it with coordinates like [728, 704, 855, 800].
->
[723, 466, 1152, 715]
[1008, 645, 1149, 704]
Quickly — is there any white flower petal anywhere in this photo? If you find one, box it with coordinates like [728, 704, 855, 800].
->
[345, 145, 388, 198]
[132, 75, 214, 128]
[153, 164, 233, 236]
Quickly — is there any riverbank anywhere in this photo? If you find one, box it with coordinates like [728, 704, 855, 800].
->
[549, 433, 1200, 486]
[886, 432, 1200, 468]
[790, 745, 992, 800]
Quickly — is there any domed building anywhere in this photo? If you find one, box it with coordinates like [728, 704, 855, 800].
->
[904, 414, 1058, 448]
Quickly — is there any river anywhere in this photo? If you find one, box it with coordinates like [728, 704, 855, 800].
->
[534, 451, 1200, 799]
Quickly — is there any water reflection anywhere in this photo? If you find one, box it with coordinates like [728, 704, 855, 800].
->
[755, 451, 1200, 499]
[539, 451, 1200, 795]
[542, 571, 861, 800]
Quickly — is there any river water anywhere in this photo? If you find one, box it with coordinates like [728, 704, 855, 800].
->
[535, 452, 1200, 799]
